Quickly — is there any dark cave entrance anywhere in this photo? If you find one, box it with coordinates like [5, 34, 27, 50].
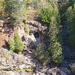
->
[34, 32, 39, 39]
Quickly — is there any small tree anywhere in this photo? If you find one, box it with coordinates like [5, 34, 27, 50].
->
[40, 4, 53, 23]
[49, 42, 64, 63]
[25, 24, 29, 35]
[8, 38, 15, 52]
[33, 43, 50, 65]
[23, 7, 29, 35]
[5, 0, 25, 25]
[49, 16, 64, 63]
[65, 3, 75, 47]
[54, 5, 61, 28]
[0, 0, 5, 16]
[14, 30, 24, 53]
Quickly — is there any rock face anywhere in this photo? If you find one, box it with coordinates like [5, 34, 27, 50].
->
[27, 20, 48, 33]
[0, 20, 4, 33]
[0, 19, 49, 51]
[0, 47, 72, 75]
[33, 67, 71, 75]
[0, 20, 48, 49]
[0, 20, 5, 47]
[0, 71, 27, 75]
[0, 47, 34, 70]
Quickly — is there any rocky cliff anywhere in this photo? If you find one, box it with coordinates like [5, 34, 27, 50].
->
[0, 47, 73, 75]
[0, 20, 48, 49]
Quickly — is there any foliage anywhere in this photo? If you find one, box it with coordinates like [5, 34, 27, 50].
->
[25, 24, 29, 35]
[65, 3, 75, 47]
[58, 0, 74, 14]
[49, 42, 64, 63]
[33, 43, 50, 65]
[0, 68, 34, 72]
[40, 4, 61, 25]
[24, 0, 48, 10]
[48, 16, 64, 63]
[5, 0, 25, 25]
[25, 68, 33, 72]
[1, 50, 9, 60]
[0, 0, 5, 16]
[54, 5, 61, 27]
[5, 0, 24, 14]
[14, 30, 24, 53]
[23, 7, 27, 20]
[40, 4, 53, 23]
[23, 5, 29, 35]
[8, 38, 15, 52]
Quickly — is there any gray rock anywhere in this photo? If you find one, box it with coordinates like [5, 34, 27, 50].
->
[0, 47, 34, 71]
[19, 71, 26, 75]
[58, 67, 71, 75]
[19, 64, 26, 69]
[0, 66, 6, 70]
[70, 63, 75, 73]
[7, 71, 15, 75]
[25, 65, 31, 68]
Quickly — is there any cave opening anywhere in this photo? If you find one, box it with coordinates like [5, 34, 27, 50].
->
[34, 32, 39, 39]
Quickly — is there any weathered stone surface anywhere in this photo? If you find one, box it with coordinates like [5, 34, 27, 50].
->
[0, 47, 72, 75]
[0, 20, 4, 27]
[27, 20, 48, 33]
[0, 71, 26, 75]
[19, 64, 26, 69]
[0, 47, 33, 70]
[23, 34, 36, 49]
[70, 63, 75, 74]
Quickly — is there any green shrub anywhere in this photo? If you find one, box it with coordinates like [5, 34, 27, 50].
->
[65, 3, 75, 47]
[40, 4, 53, 23]
[40, 4, 61, 25]
[0, 0, 5, 16]
[23, 7, 29, 35]
[54, 5, 61, 27]
[49, 42, 64, 63]
[33, 43, 50, 65]
[8, 30, 24, 53]
[23, 7, 27, 21]
[5, 0, 25, 25]
[25, 24, 29, 35]
[48, 16, 64, 63]
[8, 38, 15, 52]
[14, 30, 24, 53]
[25, 68, 33, 72]
[1, 50, 9, 60]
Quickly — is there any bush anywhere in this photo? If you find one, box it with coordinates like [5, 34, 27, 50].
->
[25, 24, 29, 35]
[1, 50, 9, 60]
[14, 30, 24, 53]
[8, 38, 15, 52]
[48, 16, 64, 63]
[5, 0, 25, 25]
[65, 3, 75, 47]
[23, 7, 29, 35]
[40, 4, 61, 25]
[40, 4, 53, 23]
[54, 5, 61, 28]
[33, 43, 50, 65]
[23, 7, 27, 21]
[49, 42, 64, 63]
[0, 0, 5, 16]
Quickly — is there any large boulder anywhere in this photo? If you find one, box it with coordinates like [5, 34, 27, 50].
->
[22, 34, 36, 49]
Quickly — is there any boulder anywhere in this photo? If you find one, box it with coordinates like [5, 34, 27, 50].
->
[23, 34, 36, 49]
[70, 63, 75, 74]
